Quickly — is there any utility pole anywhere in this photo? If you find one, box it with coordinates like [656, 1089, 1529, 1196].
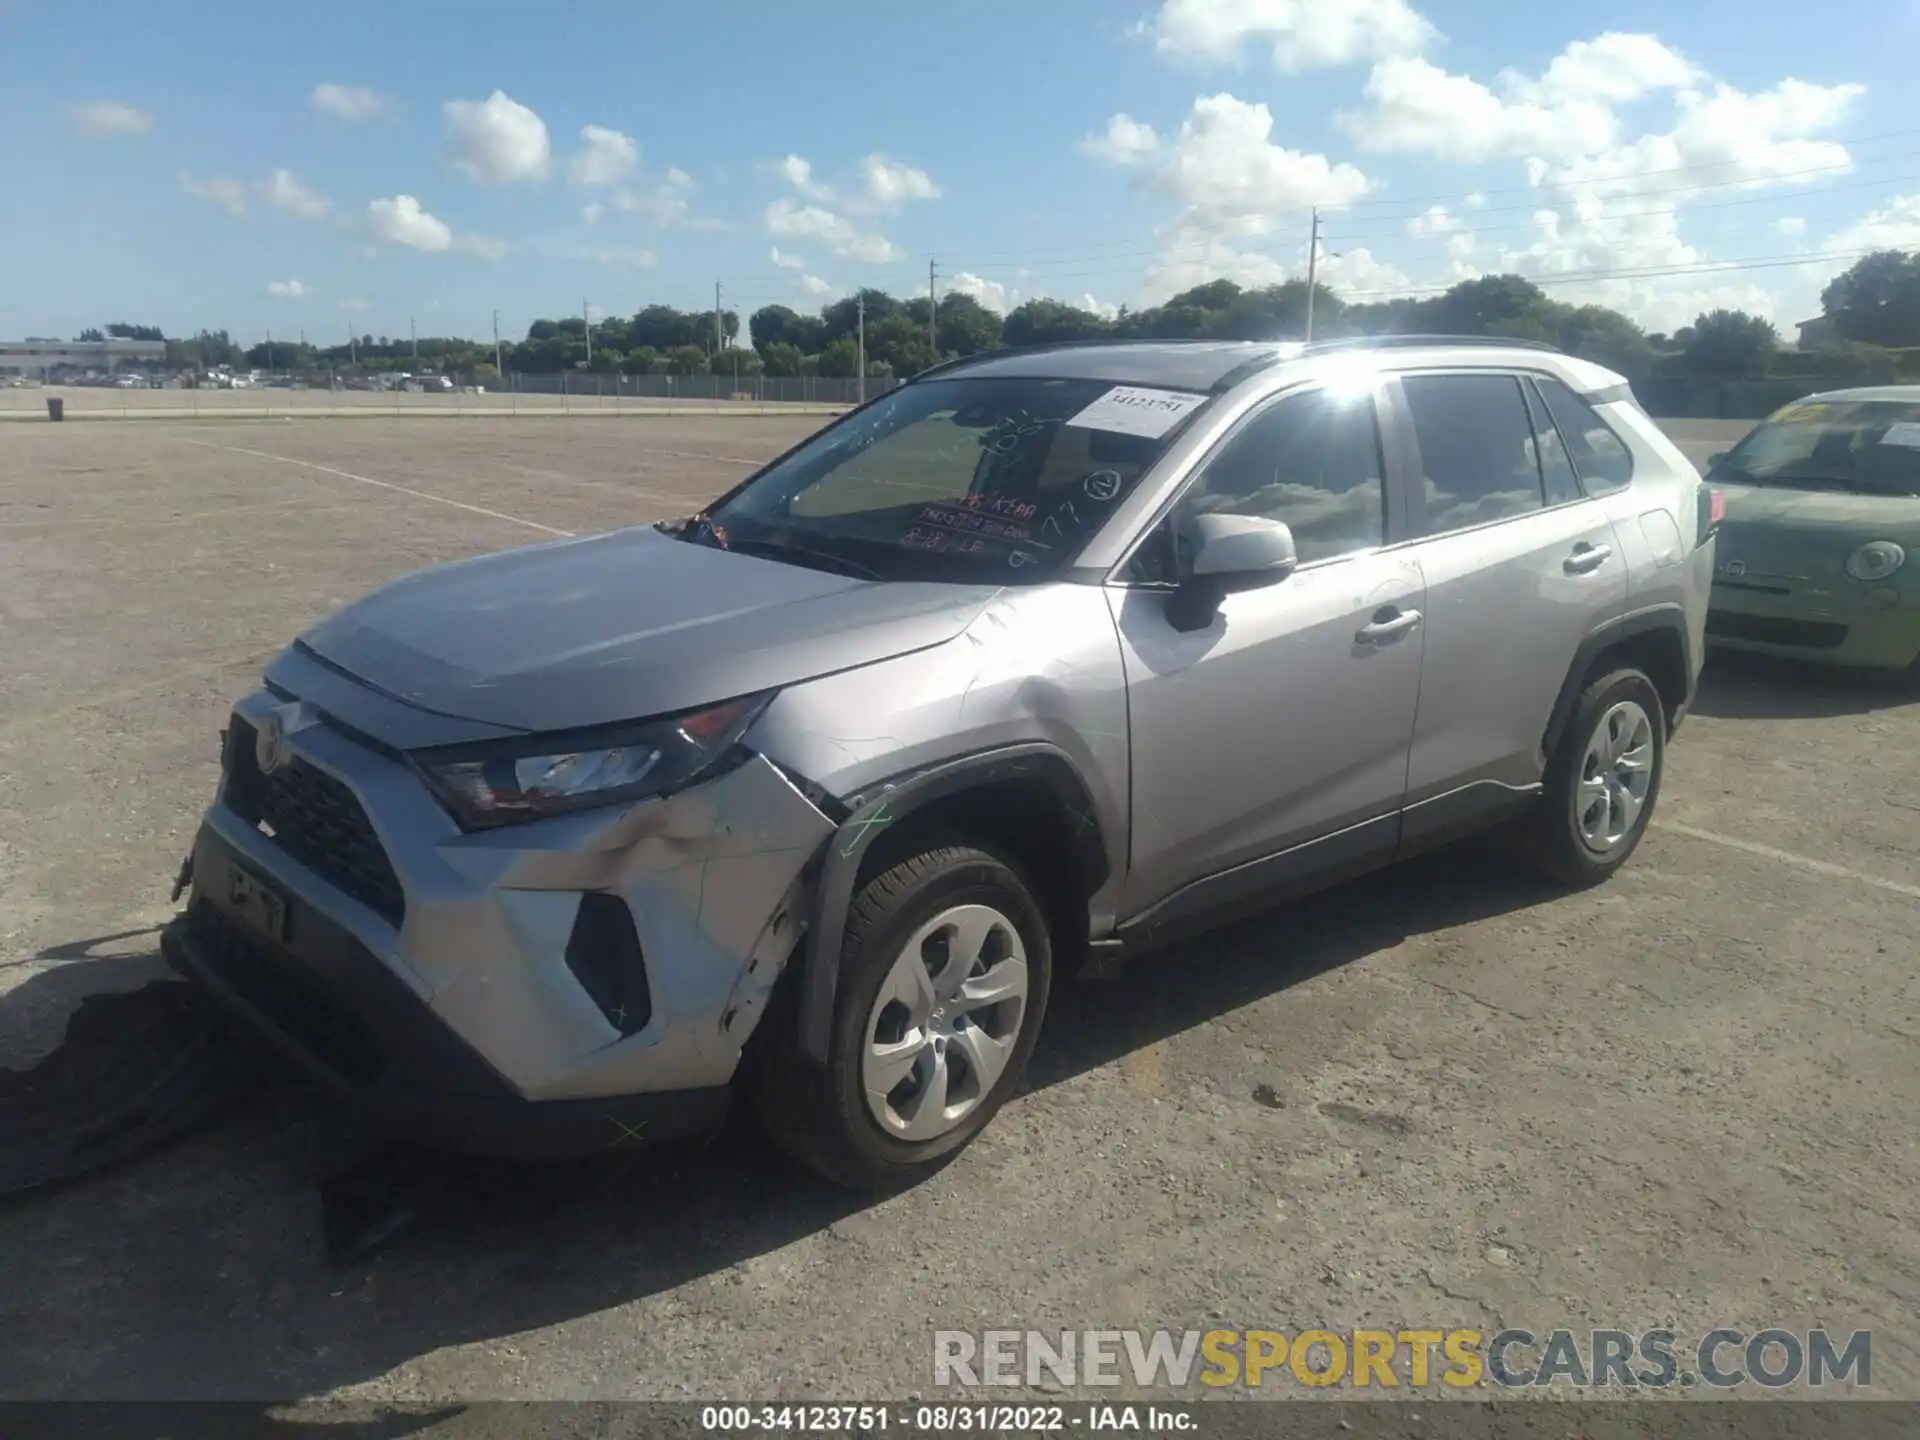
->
[583, 300, 593, 366]
[347, 319, 357, 367]
[856, 293, 866, 405]
[266, 330, 273, 373]
[928, 257, 939, 361]
[714, 281, 724, 356]
[410, 316, 418, 370]
[493, 309, 504, 380]
[1303, 208, 1320, 344]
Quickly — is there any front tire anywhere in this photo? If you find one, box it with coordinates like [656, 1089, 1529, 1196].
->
[1524, 668, 1667, 887]
[750, 842, 1052, 1190]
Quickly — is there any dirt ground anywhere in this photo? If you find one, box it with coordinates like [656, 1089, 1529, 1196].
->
[1, 412, 1917, 1405]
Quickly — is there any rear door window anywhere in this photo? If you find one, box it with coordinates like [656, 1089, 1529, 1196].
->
[1522, 378, 1584, 505]
[1400, 374, 1546, 535]
[1534, 375, 1634, 493]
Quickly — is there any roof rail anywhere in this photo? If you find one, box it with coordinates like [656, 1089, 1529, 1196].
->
[1300, 333, 1564, 355]
[907, 335, 1277, 384]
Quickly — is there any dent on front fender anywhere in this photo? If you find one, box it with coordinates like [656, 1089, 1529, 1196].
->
[424, 752, 834, 1100]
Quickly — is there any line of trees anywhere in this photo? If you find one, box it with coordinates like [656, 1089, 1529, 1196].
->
[80, 250, 1920, 392]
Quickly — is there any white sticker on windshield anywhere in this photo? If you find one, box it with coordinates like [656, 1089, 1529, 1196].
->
[1879, 421, 1920, 448]
[1065, 385, 1208, 439]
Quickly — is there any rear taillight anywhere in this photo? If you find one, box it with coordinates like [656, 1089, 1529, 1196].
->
[1696, 486, 1725, 545]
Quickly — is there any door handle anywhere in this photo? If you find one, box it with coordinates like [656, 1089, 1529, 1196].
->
[1564, 543, 1613, 574]
[1356, 607, 1422, 645]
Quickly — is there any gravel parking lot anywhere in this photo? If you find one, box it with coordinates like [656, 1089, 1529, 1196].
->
[1, 412, 1916, 1405]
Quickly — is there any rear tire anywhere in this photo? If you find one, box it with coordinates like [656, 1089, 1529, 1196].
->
[749, 842, 1052, 1190]
[1524, 668, 1667, 888]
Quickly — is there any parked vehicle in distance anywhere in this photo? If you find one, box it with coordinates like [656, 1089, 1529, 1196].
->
[1703, 387, 1920, 676]
[162, 336, 1717, 1189]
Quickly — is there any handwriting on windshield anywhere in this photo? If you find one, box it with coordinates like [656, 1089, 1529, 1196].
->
[939, 493, 1038, 521]
[917, 502, 1037, 543]
[978, 411, 1063, 456]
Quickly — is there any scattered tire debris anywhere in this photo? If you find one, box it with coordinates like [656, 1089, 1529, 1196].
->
[0, 979, 257, 1197]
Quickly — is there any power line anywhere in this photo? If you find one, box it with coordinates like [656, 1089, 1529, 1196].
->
[1331, 246, 1884, 299]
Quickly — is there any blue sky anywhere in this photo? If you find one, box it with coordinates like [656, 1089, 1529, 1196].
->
[3, 0, 1915, 345]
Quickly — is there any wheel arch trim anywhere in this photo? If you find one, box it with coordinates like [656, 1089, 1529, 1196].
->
[793, 742, 1110, 1064]
[1541, 602, 1693, 765]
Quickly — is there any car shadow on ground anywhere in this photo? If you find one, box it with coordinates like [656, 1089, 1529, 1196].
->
[1690, 650, 1917, 721]
[0, 841, 1558, 1402]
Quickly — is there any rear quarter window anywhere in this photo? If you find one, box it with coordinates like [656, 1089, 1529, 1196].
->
[1534, 374, 1634, 493]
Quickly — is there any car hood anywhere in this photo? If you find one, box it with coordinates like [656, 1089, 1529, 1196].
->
[300, 524, 1002, 733]
[1717, 481, 1920, 539]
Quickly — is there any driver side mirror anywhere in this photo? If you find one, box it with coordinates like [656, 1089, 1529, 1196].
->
[1166, 513, 1298, 632]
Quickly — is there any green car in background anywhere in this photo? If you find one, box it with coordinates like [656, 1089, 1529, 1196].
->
[1703, 386, 1920, 677]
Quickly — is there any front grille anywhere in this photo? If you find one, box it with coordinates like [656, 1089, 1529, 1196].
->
[1706, 611, 1849, 650]
[224, 717, 407, 926]
[184, 900, 387, 1086]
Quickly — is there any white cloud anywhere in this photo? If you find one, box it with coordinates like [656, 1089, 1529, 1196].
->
[581, 202, 605, 226]
[179, 172, 247, 217]
[444, 90, 551, 185]
[1463, 191, 1489, 209]
[778, 154, 836, 201]
[341, 298, 370, 313]
[770, 247, 806, 269]
[1540, 78, 1863, 200]
[1080, 294, 1122, 320]
[1773, 215, 1808, 237]
[765, 198, 900, 264]
[1151, 93, 1373, 236]
[1325, 33, 1868, 330]
[267, 279, 308, 299]
[1340, 54, 1620, 161]
[1407, 203, 1460, 236]
[799, 274, 836, 297]
[1148, 0, 1437, 71]
[1828, 194, 1920, 252]
[1315, 246, 1416, 296]
[569, 125, 638, 187]
[1089, 92, 1371, 308]
[1510, 32, 1702, 106]
[860, 154, 941, 208]
[259, 168, 331, 220]
[1079, 114, 1161, 166]
[310, 83, 383, 121]
[458, 233, 509, 262]
[73, 100, 152, 137]
[606, 171, 722, 231]
[591, 247, 658, 269]
[951, 271, 1018, 313]
[366, 194, 453, 251]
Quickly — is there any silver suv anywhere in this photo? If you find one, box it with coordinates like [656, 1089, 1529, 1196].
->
[163, 337, 1718, 1188]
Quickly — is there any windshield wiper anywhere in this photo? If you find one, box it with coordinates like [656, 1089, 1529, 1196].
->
[718, 535, 884, 580]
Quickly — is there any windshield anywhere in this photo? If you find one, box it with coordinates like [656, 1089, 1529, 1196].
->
[1714, 398, 1920, 497]
[685, 375, 1209, 582]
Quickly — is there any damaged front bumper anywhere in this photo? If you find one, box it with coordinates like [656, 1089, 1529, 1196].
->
[162, 687, 837, 1159]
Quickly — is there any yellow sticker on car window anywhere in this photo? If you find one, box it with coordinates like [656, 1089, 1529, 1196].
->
[1768, 402, 1828, 423]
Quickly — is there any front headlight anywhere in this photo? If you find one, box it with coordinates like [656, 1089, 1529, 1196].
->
[1844, 541, 1906, 582]
[412, 692, 773, 830]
